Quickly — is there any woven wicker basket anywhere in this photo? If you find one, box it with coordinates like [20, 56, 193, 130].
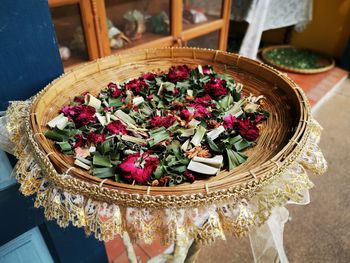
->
[29, 47, 310, 206]
[261, 45, 334, 74]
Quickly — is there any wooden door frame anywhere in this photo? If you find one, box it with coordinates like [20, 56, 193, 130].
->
[49, 0, 100, 60]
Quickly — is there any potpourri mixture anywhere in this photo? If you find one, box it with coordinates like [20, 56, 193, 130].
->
[45, 65, 269, 186]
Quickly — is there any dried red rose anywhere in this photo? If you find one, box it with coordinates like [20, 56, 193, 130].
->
[74, 134, 85, 148]
[142, 72, 156, 81]
[180, 108, 192, 121]
[75, 106, 97, 126]
[108, 82, 122, 98]
[106, 120, 127, 135]
[183, 170, 195, 183]
[103, 106, 114, 112]
[61, 105, 78, 119]
[204, 77, 228, 97]
[254, 114, 265, 123]
[61, 105, 96, 126]
[87, 132, 106, 144]
[125, 78, 148, 94]
[202, 66, 212, 74]
[223, 114, 236, 129]
[150, 116, 176, 128]
[236, 118, 259, 141]
[195, 94, 212, 105]
[118, 152, 159, 184]
[190, 104, 211, 119]
[73, 96, 85, 104]
[167, 65, 190, 83]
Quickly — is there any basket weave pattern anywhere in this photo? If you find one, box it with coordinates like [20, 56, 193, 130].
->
[6, 48, 327, 243]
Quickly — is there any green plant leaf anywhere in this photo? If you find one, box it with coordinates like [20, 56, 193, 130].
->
[234, 139, 251, 151]
[93, 154, 112, 167]
[92, 167, 115, 178]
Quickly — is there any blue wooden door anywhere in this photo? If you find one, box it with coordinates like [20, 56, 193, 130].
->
[0, 1, 108, 262]
[0, 227, 54, 263]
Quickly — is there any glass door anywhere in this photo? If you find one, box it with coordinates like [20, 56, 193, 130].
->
[100, 0, 173, 55]
[49, 0, 99, 69]
[181, 0, 231, 51]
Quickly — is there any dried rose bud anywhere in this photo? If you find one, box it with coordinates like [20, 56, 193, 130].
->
[151, 180, 159, 186]
[159, 176, 171, 186]
[185, 95, 194, 102]
[172, 101, 185, 108]
[175, 116, 187, 127]
[208, 120, 222, 129]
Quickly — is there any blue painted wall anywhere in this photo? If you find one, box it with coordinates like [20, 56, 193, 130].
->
[0, 0, 63, 111]
[0, 1, 108, 262]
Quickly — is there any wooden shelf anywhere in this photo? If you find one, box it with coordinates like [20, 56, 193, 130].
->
[111, 33, 173, 53]
[182, 17, 224, 41]
[49, 0, 232, 69]
[183, 15, 221, 31]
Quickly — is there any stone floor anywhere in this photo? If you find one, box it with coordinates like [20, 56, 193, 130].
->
[105, 68, 349, 263]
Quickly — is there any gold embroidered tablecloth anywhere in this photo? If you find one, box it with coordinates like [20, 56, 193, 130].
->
[0, 47, 327, 262]
[0, 100, 326, 248]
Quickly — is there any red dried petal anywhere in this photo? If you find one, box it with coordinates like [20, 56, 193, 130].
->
[202, 66, 212, 74]
[150, 116, 176, 128]
[106, 120, 127, 135]
[194, 95, 212, 105]
[183, 170, 195, 183]
[223, 114, 236, 129]
[87, 132, 106, 144]
[73, 96, 85, 104]
[255, 114, 265, 123]
[189, 104, 211, 119]
[118, 152, 159, 184]
[236, 118, 259, 141]
[180, 108, 192, 121]
[204, 77, 228, 97]
[108, 82, 122, 98]
[167, 65, 190, 83]
[125, 78, 148, 94]
[74, 134, 85, 148]
[142, 72, 156, 80]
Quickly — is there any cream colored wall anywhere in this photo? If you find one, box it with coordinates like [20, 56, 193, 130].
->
[290, 0, 350, 59]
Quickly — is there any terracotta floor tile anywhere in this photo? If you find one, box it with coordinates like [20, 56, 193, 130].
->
[105, 235, 125, 263]
[307, 87, 328, 102]
[285, 67, 348, 106]
[112, 244, 150, 263]
[285, 67, 348, 95]
[137, 238, 169, 258]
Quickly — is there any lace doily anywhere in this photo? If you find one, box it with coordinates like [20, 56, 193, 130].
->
[0, 99, 326, 245]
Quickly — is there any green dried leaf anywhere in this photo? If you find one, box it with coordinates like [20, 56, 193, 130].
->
[206, 136, 221, 152]
[93, 154, 112, 167]
[56, 141, 72, 152]
[234, 139, 251, 151]
[226, 149, 247, 170]
[92, 167, 115, 178]
[191, 126, 206, 146]
[45, 129, 69, 142]
[108, 97, 123, 107]
[153, 165, 164, 179]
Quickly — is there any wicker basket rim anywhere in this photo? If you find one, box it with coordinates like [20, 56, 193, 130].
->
[27, 47, 312, 207]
